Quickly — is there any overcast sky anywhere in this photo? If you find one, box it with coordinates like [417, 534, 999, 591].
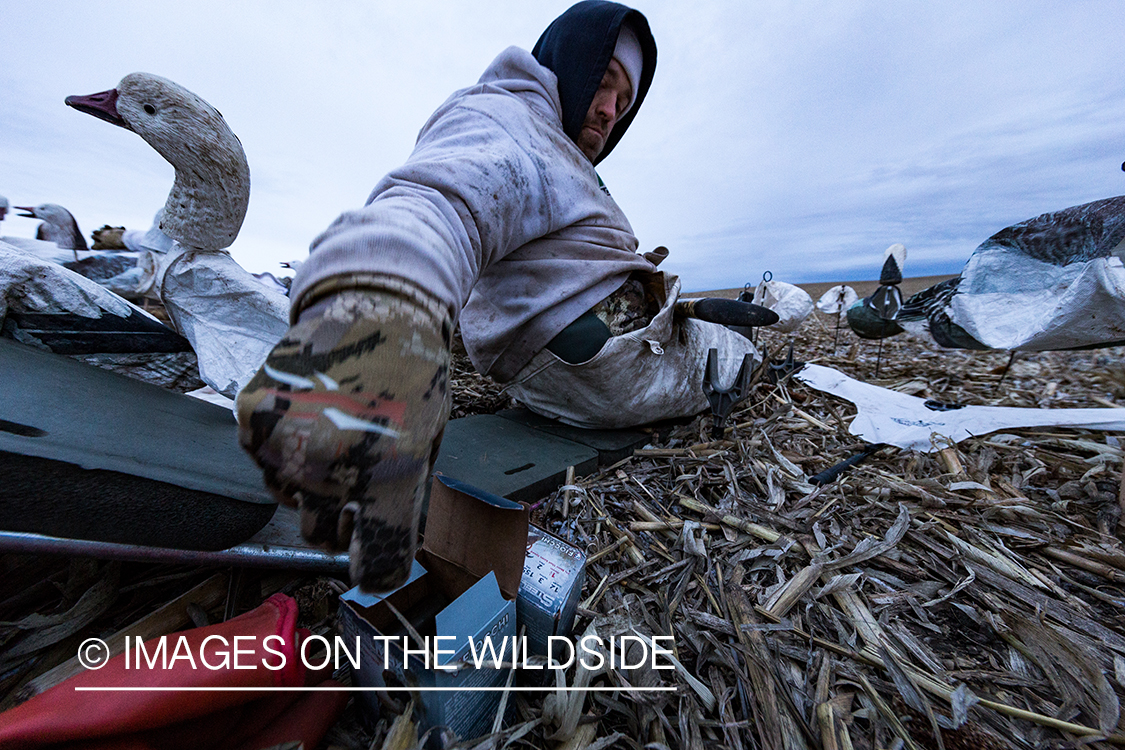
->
[2, 1, 1123, 292]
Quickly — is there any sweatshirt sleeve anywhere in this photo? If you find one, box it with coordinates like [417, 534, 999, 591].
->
[289, 99, 559, 320]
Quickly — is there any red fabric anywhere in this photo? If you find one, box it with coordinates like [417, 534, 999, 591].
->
[231, 680, 349, 750]
[0, 594, 348, 750]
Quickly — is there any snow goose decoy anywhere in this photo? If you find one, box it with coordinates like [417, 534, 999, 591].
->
[0, 208, 194, 388]
[0, 238, 192, 361]
[816, 284, 859, 353]
[3, 203, 148, 298]
[750, 275, 814, 333]
[67, 75, 249, 250]
[848, 196, 1125, 350]
[845, 244, 911, 340]
[66, 73, 288, 398]
[2, 203, 90, 267]
[14, 203, 87, 260]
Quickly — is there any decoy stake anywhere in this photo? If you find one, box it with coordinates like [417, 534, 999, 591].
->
[702, 348, 756, 439]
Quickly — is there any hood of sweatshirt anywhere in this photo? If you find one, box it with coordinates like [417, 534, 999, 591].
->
[532, 1, 656, 165]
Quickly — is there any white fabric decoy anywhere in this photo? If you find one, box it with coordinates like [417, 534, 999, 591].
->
[848, 197, 1125, 350]
[752, 278, 814, 333]
[0, 240, 134, 323]
[0, 236, 202, 390]
[0, 236, 82, 267]
[797, 363, 1125, 452]
[816, 285, 859, 314]
[5, 203, 151, 298]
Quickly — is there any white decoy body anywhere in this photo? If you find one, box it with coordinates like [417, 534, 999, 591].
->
[815, 285, 859, 314]
[847, 196, 1125, 350]
[751, 278, 814, 333]
[0, 237, 198, 393]
[0, 200, 191, 375]
[5, 203, 149, 298]
[0, 236, 82, 267]
[1, 239, 136, 325]
[0, 190, 199, 392]
[66, 73, 289, 398]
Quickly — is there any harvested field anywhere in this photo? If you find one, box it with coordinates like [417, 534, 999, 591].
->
[681, 275, 959, 304]
[5, 299, 1125, 749]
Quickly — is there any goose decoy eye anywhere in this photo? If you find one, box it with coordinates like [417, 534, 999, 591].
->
[144, 104, 157, 115]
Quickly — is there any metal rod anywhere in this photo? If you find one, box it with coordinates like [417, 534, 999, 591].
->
[833, 308, 842, 356]
[995, 350, 1018, 393]
[0, 530, 350, 574]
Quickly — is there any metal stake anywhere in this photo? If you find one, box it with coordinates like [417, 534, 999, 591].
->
[995, 350, 1018, 393]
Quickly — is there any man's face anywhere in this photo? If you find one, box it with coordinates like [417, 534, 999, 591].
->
[576, 57, 633, 163]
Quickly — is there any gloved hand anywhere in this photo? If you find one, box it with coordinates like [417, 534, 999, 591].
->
[236, 277, 452, 591]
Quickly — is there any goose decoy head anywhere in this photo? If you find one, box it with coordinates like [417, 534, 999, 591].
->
[864, 242, 906, 321]
[66, 73, 250, 252]
[13, 203, 88, 253]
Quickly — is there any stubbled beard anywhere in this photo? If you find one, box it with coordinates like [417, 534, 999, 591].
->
[577, 126, 606, 162]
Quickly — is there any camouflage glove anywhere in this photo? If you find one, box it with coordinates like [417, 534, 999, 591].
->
[236, 277, 452, 591]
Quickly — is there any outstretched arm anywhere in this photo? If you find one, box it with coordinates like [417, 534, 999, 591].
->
[237, 101, 554, 591]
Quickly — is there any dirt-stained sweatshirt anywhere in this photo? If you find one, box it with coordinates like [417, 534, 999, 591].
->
[289, 44, 656, 381]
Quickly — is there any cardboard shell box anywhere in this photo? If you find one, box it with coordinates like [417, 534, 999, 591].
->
[340, 474, 585, 741]
[520, 525, 585, 655]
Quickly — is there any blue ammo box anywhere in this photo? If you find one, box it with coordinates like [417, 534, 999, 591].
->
[519, 526, 586, 655]
[339, 474, 528, 742]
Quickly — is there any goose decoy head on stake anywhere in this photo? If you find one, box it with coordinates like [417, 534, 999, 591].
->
[13, 203, 87, 257]
[866, 242, 906, 322]
[65, 73, 250, 252]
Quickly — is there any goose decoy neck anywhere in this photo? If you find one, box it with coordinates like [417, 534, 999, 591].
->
[68, 72, 250, 251]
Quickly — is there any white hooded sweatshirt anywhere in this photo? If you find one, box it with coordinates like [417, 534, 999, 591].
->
[291, 46, 655, 382]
